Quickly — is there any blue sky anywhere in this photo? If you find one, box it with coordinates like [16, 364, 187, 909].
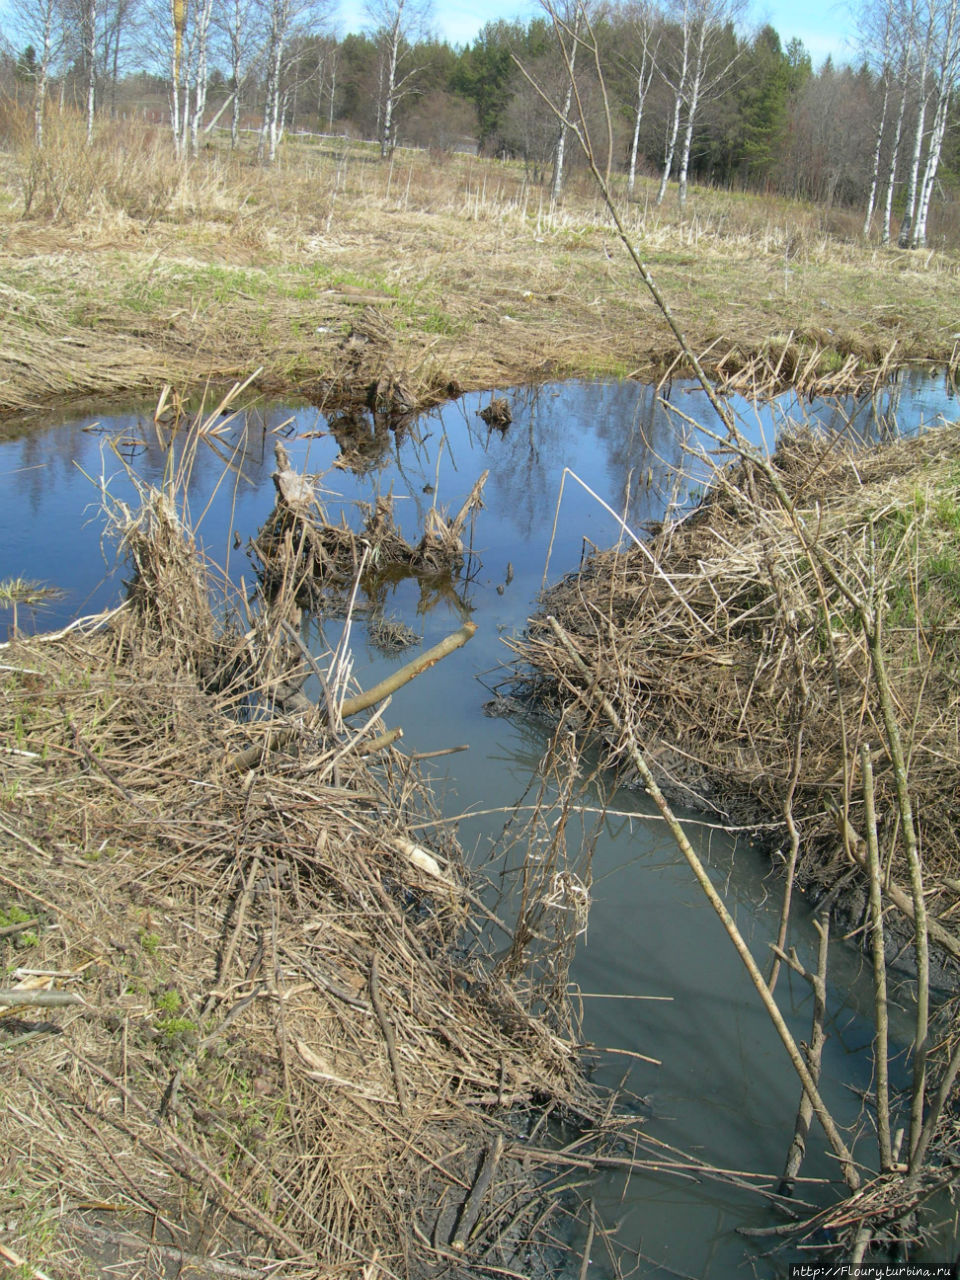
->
[335, 0, 859, 66]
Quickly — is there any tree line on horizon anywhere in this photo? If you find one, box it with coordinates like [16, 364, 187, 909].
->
[1, 0, 959, 247]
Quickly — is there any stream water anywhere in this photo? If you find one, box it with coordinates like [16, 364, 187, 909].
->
[1, 368, 958, 1276]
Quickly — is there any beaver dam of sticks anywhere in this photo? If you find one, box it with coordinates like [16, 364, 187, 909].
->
[0, 426, 639, 1280]
[515, 422, 960, 940]
[4, 398, 960, 1275]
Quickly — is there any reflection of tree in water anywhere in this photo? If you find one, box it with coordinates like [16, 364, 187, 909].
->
[485, 380, 704, 542]
[591, 382, 693, 527]
[10, 402, 289, 521]
[328, 409, 394, 475]
[357, 563, 472, 623]
[479, 383, 574, 544]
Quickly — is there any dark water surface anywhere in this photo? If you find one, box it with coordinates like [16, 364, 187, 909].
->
[1, 369, 957, 1276]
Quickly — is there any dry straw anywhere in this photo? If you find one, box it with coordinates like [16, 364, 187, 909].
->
[0, 410, 610, 1278]
[512, 414, 960, 1257]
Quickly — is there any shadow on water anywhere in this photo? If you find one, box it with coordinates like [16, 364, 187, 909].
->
[1, 368, 957, 1275]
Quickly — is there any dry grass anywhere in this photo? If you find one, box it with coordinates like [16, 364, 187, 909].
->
[0, 427, 609, 1278]
[506, 417, 960, 1259]
[514, 422, 960, 951]
[0, 113, 958, 416]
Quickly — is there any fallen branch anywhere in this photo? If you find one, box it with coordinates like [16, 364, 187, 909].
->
[339, 622, 477, 718]
[450, 1134, 503, 1252]
[0, 989, 84, 1008]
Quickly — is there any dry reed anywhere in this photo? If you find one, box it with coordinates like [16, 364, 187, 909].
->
[0, 428, 607, 1278]
[514, 423, 960, 965]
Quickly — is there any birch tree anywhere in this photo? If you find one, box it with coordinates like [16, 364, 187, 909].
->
[897, 0, 936, 244]
[100, 0, 141, 115]
[63, 0, 100, 139]
[620, 0, 661, 194]
[880, 0, 915, 242]
[9, 0, 65, 145]
[911, 0, 960, 244]
[655, 0, 743, 208]
[214, 0, 263, 148]
[859, 0, 896, 235]
[365, 0, 431, 158]
[549, 0, 581, 199]
[654, 5, 690, 202]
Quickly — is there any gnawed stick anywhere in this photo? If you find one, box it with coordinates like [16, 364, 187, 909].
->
[359, 727, 403, 755]
[0, 916, 40, 939]
[369, 952, 407, 1116]
[836, 811, 960, 965]
[862, 744, 892, 1173]
[339, 621, 477, 718]
[577, 1199, 596, 1280]
[0, 988, 83, 1008]
[225, 622, 476, 773]
[225, 724, 301, 775]
[449, 1134, 504, 1253]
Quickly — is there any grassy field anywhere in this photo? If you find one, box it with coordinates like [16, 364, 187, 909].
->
[1, 116, 959, 416]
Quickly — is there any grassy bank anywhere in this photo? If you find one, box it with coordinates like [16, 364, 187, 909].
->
[1, 118, 959, 416]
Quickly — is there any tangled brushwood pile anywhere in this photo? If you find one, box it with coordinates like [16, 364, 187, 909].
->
[252, 444, 488, 614]
[0, 461, 607, 1279]
[514, 421, 960, 973]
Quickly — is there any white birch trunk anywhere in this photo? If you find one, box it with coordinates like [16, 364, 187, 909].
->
[656, 89, 682, 203]
[34, 4, 53, 149]
[882, 51, 911, 243]
[189, 0, 213, 157]
[912, 0, 959, 246]
[627, 88, 643, 194]
[551, 74, 574, 200]
[627, 37, 656, 196]
[381, 35, 398, 157]
[85, 0, 97, 143]
[676, 26, 706, 211]
[898, 5, 934, 247]
[863, 72, 890, 236]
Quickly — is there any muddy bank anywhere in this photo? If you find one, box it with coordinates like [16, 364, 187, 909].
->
[512, 422, 960, 982]
[0, 446, 613, 1278]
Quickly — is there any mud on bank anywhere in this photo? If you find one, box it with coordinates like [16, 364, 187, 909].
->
[513, 421, 960, 979]
[0, 454, 613, 1278]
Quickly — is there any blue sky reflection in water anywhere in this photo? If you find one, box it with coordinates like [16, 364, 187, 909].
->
[0, 370, 955, 1275]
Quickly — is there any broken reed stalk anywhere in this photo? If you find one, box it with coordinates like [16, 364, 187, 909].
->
[545, 614, 861, 1193]
[861, 743, 892, 1173]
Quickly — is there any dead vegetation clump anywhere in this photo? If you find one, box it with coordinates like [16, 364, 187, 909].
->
[251, 442, 488, 616]
[0, 448, 607, 1278]
[514, 421, 960, 966]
